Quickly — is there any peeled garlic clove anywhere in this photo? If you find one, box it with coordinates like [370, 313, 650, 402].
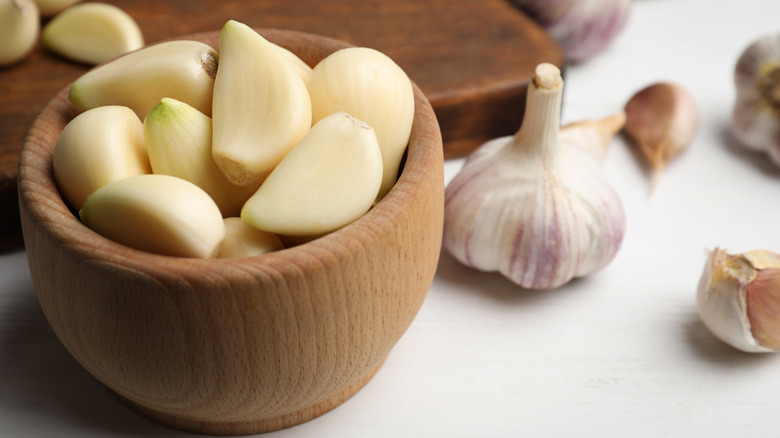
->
[623, 82, 699, 190]
[218, 217, 284, 258]
[53, 105, 151, 210]
[276, 43, 312, 87]
[33, 0, 79, 17]
[41, 2, 143, 66]
[143, 97, 259, 217]
[514, 0, 631, 62]
[559, 111, 626, 163]
[212, 20, 312, 187]
[309, 47, 414, 200]
[443, 63, 626, 290]
[242, 112, 383, 237]
[68, 40, 218, 118]
[697, 248, 780, 352]
[79, 174, 225, 258]
[0, 0, 39, 66]
[731, 34, 780, 166]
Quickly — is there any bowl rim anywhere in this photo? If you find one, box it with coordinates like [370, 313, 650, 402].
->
[18, 28, 444, 279]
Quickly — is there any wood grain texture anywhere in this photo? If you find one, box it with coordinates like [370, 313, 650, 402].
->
[17, 29, 444, 435]
[1, 0, 563, 250]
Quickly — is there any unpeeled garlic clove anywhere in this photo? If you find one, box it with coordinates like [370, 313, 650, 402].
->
[731, 34, 780, 166]
[697, 248, 780, 353]
[308, 46, 415, 200]
[0, 0, 39, 67]
[217, 217, 284, 258]
[443, 63, 626, 290]
[143, 97, 259, 218]
[53, 105, 151, 210]
[41, 2, 143, 66]
[559, 111, 626, 163]
[79, 174, 225, 258]
[623, 82, 699, 191]
[33, 0, 80, 17]
[241, 111, 383, 237]
[513, 0, 631, 62]
[211, 20, 312, 187]
[68, 40, 218, 118]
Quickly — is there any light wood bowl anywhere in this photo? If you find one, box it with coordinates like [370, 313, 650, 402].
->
[17, 29, 444, 435]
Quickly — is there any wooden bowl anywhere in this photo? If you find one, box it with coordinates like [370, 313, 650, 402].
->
[17, 29, 444, 435]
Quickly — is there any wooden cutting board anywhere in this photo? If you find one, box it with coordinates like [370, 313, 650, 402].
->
[0, 0, 564, 250]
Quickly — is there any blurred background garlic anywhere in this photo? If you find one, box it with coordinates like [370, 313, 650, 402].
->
[0, 0, 39, 67]
[731, 33, 780, 166]
[512, 0, 631, 62]
[697, 248, 780, 353]
[443, 63, 626, 290]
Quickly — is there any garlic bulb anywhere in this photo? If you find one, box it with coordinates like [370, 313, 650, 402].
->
[513, 0, 631, 62]
[732, 33, 780, 166]
[697, 248, 780, 353]
[443, 63, 626, 290]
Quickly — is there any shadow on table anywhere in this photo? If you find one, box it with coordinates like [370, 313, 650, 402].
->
[0, 280, 185, 436]
[682, 310, 777, 367]
[433, 248, 586, 305]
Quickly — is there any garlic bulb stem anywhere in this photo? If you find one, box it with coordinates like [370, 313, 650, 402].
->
[512, 63, 564, 165]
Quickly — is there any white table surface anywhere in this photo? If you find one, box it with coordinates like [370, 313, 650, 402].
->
[4, 1, 780, 436]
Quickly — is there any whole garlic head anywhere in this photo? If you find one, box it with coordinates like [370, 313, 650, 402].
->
[443, 63, 626, 290]
[697, 248, 780, 353]
[732, 33, 780, 166]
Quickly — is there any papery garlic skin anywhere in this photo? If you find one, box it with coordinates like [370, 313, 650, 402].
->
[732, 34, 780, 166]
[513, 0, 631, 62]
[41, 2, 143, 66]
[0, 0, 39, 66]
[79, 174, 225, 259]
[443, 63, 626, 290]
[696, 248, 780, 353]
[53, 105, 151, 210]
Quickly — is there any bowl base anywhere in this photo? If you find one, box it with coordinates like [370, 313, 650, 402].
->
[116, 360, 385, 436]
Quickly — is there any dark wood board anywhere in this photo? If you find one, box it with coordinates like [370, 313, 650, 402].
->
[0, 0, 564, 251]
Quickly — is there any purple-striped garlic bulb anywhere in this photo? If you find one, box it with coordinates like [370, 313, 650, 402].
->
[514, 0, 631, 62]
[732, 34, 780, 166]
[443, 63, 626, 290]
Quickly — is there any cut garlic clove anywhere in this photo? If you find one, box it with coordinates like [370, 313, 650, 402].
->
[696, 248, 780, 352]
[33, 0, 79, 17]
[143, 98, 259, 217]
[79, 174, 225, 258]
[559, 111, 626, 163]
[212, 20, 312, 187]
[241, 111, 383, 237]
[53, 105, 151, 210]
[0, 0, 39, 66]
[308, 47, 414, 200]
[41, 2, 143, 66]
[217, 217, 284, 258]
[68, 40, 218, 118]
